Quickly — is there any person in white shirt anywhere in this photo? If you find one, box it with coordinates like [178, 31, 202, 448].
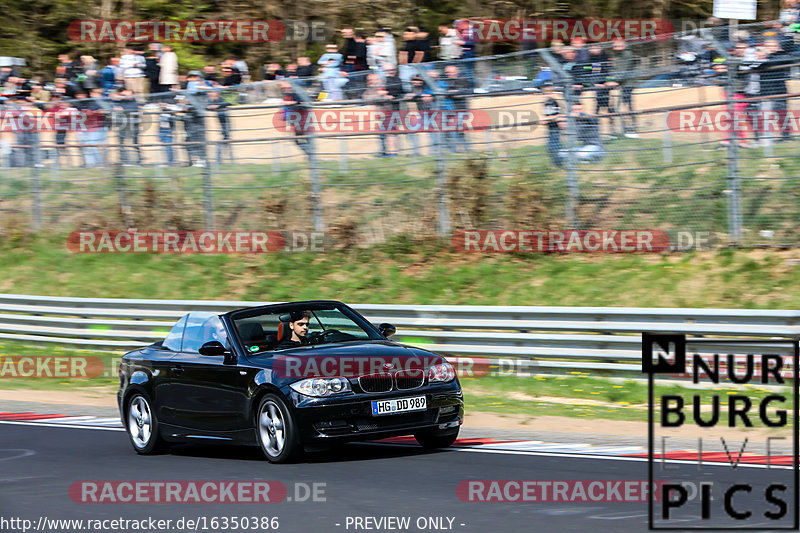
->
[158, 46, 179, 88]
[119, 47, 146, 94]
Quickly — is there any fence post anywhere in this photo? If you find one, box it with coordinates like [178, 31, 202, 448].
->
[662, 112, 673, 164]
[288, 79, 324, 232]
[31, 137, 42, 230]
[542, 50, 578, 228]
[414, 65, 450, 236]
[187, 93, 215, 231]
[704, 29, 742, 245]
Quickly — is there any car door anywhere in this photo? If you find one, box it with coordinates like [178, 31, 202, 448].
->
[165, 313, 252, 432]
[149, 314, 187, 427]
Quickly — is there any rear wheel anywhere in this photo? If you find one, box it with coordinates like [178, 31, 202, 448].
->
[256, 394, 301, 463]
[414, 427, 459, 449]
[126, 392, 166, 454]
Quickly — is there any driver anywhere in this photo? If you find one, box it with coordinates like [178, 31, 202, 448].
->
[276, 310, 312, 349]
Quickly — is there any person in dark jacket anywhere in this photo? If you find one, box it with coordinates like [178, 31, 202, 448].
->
[586, 45, 617, 136]
[144, 51, 161, 94]
[541, 81, 564, 167]
[611, 40, 638, 137]
[111, 88, 141, 165]
[759, 38, 794, 141]
[207, 90, 232, 162]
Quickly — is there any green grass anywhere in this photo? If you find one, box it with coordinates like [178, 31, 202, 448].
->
[0, 341, 119, 388]
[2, 236, 800, 308]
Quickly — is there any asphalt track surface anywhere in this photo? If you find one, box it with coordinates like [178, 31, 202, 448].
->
[0, 422, 796, 533]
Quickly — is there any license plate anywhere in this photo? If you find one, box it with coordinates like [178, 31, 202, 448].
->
[371, 396, 427, 416]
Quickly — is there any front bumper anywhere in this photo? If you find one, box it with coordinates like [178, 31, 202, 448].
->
[285, 381, 464, 443]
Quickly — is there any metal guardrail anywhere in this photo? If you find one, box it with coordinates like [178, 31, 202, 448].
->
[0, 293, 798, 375]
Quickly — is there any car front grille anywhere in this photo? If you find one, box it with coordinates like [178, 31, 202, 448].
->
[394, 369, 424, 390]
[356, 370, 426, 393]
[358, 373, 393, 393]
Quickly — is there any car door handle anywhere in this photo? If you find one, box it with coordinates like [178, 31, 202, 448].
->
[171, 365, 184, 374]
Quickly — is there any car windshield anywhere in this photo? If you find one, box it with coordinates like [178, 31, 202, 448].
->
[230, 303, 382, 353]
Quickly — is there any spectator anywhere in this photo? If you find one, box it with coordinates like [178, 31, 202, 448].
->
[611, 39, 638, 138]
[29, 81, 51, 103]
[541, 81, 564, 167]
[570, 38, 591, 63]
[111, 88, 141, 165]
[53, 77, 80, 99]
[758, 38, 794, 142]
[341, 28, 368, 72]
[403, 75, 434, 156]
[177, 92, 206, 167]
[203, 65, 220, 85]
[186, 71, 205, 94]
[560, 101, 604, 163]
[158, 87, 182, 166]
[296, 56, 314, 78]
[144, 49, 161, 93]
[57, 53, 78, 82]
[586, 45, 617, 136]
[262, 63, 285, 103]
[119, 47, 146, 94]
[73, 90, 106, 167]
[371, 31, 396, 70]
[207, 90, 232, 163]
[444, 65, 471, 151]
[47, 93, 73, 164]
[222, 65, 242, 86]
[415, 27, 433, 63]
[280, 81, 314, 156]
[455, 20, 477, 85]
[438, 23, 462, 62]
[229, 58, 250, 83]
[362, 73, 396, 157]
[99, 58, 120, 96]
[158, 46, 179, 88]
[78, 55, 99, 91]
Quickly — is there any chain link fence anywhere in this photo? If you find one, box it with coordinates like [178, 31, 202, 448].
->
[2, 21, 800, 247]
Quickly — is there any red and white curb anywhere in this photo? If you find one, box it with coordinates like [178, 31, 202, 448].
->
[0, 412, 792, 466]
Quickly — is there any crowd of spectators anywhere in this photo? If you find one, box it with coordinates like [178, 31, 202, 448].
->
[2, 11, 800, 166]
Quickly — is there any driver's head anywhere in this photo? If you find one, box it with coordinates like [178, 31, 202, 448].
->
[288, 310, 311, 340]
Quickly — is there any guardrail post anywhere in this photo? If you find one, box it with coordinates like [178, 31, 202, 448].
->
[542, 50, 578, 228]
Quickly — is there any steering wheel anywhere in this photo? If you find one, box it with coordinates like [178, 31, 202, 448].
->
[310, 329, 341, 344]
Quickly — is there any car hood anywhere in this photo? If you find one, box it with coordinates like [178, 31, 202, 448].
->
[245, 340, 447, 381]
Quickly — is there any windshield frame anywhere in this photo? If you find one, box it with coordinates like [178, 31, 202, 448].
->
[227, 300, 384, 354]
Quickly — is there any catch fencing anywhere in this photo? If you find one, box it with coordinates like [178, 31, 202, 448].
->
[2, 22, 800, 246]
[1, 293, 798, 376]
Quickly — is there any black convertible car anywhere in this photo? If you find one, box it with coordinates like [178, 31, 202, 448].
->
[118, 300, 464, 463]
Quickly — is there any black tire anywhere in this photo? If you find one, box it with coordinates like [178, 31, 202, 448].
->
[414, 427, 460, 449]
[125, 392, 166, 455]
[255, 394, 301, 463]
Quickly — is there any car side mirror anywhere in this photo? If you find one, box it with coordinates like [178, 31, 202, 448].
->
[378, 323, 396, 338]
[199, 340, 229, 356]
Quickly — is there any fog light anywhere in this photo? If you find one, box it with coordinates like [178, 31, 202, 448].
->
[440, 405, 456, 414]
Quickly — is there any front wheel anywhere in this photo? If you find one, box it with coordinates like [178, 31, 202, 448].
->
[414, 427, 459, 449]
[256, 394, 301, 463]
[126, 392, 166, 454]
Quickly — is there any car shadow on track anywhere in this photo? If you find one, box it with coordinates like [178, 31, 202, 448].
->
[165, 442, 448, 464]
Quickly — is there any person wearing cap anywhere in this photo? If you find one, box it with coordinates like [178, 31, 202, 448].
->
[276, 311, 312, 349]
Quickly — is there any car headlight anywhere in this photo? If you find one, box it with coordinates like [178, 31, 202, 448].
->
[289, 377, 352, 397]
[428, 362, 456, 383]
